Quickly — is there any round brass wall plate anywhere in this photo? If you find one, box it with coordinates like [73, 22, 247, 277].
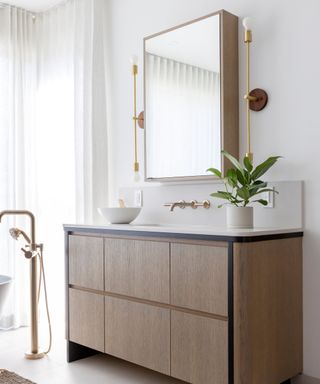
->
[137, 111, 144, 129]
[249, 88, 268, 111]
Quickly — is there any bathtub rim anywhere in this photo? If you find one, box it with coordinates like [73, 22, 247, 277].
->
[0, 275, 13, 285]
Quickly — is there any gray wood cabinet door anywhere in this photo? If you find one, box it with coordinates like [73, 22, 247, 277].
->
[69, 288, 104, 353]
[69, 235, 104, 290]
[171, 242, 228, 315]
[171, 310, 228, 384]
[105, 296, 170, 375]
[104, 238, 170, 303]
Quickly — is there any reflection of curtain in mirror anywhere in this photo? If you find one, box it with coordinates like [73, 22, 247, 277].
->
[146, 53, 220, 178]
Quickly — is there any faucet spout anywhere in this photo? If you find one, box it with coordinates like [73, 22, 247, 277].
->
[163, 200, 186, 212]
[0, 210, 36, 250]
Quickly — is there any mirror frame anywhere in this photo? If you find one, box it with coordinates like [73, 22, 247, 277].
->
[143, 9, 239, 182]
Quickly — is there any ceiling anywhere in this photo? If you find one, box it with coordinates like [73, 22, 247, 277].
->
[2, 0, 64, 12]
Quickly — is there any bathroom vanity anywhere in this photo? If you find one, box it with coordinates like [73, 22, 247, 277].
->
[64, 224, 302, 384]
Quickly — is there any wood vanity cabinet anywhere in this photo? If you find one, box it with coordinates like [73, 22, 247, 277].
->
[64, 226, 303, 384]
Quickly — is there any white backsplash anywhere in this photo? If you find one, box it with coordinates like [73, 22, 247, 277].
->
[119, 180, 303, 229]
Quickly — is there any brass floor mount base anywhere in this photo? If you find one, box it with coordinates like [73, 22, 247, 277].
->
[25, 351, 45, 360]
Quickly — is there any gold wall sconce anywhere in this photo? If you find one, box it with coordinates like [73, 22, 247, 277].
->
[243, 17, 268, 161]
[130, 55, 144, 182]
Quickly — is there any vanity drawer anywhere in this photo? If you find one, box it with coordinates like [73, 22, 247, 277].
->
[171, 310, 228, 384]
[105, 296, 170, 375]
[104, 238, 169, 303]
[171, 243, 228, 315]
[69, 235, 104, 290]
[69, 288, 104, 353]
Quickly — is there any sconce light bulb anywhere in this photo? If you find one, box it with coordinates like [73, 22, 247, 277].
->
[133, 171, 140, 183]
[242, 17, 253, 31]
[130, 55, 138, 65]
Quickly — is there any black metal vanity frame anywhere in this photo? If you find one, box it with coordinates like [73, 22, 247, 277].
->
[64, 226, 303, 384]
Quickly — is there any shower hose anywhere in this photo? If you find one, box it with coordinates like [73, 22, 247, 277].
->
[37, 244, 52, 355]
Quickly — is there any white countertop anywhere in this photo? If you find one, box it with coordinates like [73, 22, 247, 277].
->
[63, 223, 303, 238]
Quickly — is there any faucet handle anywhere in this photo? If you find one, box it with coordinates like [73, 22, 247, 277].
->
[21, 247, 38, 259]
[190, 200, 211, 209]
[190, 200, 198, 209]
[21, 248, 33, 259]
[202, 200, 211, 209]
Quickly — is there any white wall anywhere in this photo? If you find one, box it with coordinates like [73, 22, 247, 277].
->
[106, 0, 320, 378]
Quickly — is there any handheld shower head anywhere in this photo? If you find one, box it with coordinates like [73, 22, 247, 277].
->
[9, 227, 31, 244]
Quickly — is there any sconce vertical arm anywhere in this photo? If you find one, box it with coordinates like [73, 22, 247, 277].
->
[246, 38, 252, 160]
[132, 64, 139, 173]
[244, 27, 253, 161]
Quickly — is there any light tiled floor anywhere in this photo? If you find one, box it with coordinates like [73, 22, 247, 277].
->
[0, 326, 183, 384]
[0, 326, 318, 384]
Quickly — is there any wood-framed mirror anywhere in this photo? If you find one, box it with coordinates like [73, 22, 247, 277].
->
[144, 9, 239, 182]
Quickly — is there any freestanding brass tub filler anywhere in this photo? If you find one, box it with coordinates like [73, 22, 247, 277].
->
[0, 210, 51, 360]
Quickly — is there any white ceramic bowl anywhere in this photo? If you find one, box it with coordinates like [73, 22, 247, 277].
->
[98, 207, 142, 224]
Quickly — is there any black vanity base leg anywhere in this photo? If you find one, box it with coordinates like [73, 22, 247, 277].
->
[281, 380, 291, 384]
[67, 340, 100, 362]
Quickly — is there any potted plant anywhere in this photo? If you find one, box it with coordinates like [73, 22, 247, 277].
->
[207, 150, 281, 228]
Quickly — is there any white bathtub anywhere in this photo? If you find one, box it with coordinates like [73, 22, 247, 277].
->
[0, 275, 12, 320]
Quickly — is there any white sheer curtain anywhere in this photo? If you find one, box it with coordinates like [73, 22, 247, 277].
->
[36, 0, 109, 226]
[0, 0, 109, 330]
[0, 5, 36, 329]
[146, 53, 220, 178]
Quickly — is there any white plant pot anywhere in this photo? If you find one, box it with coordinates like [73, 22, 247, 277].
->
[226, 206, 253, 229]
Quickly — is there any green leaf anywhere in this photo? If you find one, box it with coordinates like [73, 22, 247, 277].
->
[237, 187, 250, 201]
[243, 156, 253, 172]
[250, 188, 278, 198]
[248, 182, 268, 190]
[251, 156, 282, 181]
[206, 167, 222, 178]
[236, 169, 247, 186]
[247, 181, 267, 196]
[226, 168, 237, 188]
[243, 169, 251, 184]
[210, 191, 243, 205]
[252, 199, 268, 206]
[248, 180, 267, 190]
[210, 192, 233, 201]
[221, 150, 245, 177]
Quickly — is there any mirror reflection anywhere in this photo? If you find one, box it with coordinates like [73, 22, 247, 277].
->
[145, 13, 221, 180]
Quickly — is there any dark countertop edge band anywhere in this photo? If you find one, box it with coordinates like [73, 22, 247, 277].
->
[63, 227, 303, 243]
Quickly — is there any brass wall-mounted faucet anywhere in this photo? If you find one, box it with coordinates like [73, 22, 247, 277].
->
[163, 200, 211, 212]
